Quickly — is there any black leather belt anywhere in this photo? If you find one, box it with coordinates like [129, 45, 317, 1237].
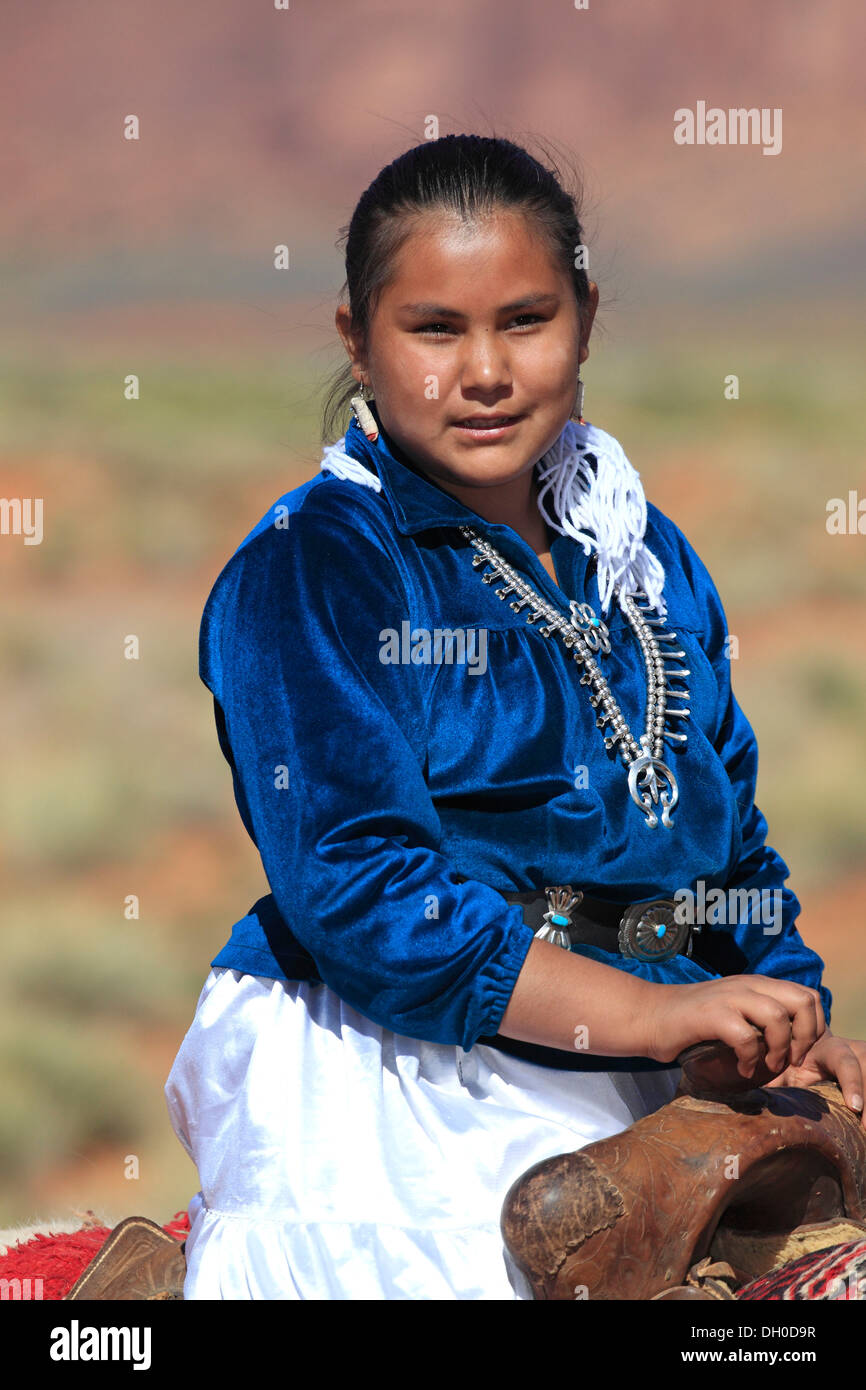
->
[454, 875, 697, 963]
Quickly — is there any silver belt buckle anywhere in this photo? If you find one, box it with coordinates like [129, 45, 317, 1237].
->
[618, 899, 695, 963]
[535, 885, 584, 950]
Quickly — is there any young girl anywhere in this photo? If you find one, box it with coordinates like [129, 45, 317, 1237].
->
[165, 134, 866, 1301]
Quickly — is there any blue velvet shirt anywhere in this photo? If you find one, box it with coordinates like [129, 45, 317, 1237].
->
[204, 415, 831, 1070]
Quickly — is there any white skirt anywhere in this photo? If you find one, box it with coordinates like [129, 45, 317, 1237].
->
[164, 966, 680, 1300]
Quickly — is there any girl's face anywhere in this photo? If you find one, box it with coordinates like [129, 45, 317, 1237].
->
[337, 210, 598, 498]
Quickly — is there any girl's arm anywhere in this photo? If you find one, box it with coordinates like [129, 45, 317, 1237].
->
[499, 936, 824, 1076]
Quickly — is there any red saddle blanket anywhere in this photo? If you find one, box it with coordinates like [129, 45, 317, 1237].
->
[0, 1211, 191, 1301]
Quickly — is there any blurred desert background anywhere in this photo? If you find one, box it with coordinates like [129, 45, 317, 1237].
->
[1, 0, 865, 1230]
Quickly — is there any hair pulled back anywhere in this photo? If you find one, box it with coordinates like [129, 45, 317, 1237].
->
[321, 133, 593, 444]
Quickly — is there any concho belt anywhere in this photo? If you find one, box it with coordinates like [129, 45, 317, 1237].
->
[456, 876, 696, 963]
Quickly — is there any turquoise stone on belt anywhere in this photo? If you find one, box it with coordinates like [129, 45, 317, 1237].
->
[536, 885, 584, 949]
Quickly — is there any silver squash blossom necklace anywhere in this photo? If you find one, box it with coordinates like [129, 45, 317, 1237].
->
[459, 525, 691, 829]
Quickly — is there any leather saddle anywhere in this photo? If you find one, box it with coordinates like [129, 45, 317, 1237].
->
[501, 1040, 866, 1300]
[64, 1216, 186, 1300]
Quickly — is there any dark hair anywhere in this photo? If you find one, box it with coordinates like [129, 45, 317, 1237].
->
[321, 133, 596, 444]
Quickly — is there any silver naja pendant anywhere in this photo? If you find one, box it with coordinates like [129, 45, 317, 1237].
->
[568, 600, 611, 654]
[627, 749, 679, 829]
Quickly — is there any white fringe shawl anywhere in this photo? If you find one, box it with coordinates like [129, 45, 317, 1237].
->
[320, 418, 665, 614]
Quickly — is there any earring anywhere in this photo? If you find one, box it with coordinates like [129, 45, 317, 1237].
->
[350, 381, 379, 443]
[570, 375, 586, 425]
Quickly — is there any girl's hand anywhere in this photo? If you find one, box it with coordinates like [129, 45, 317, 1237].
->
[764, 1030, 866, 1127]
[641, 973, 825, 1075]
